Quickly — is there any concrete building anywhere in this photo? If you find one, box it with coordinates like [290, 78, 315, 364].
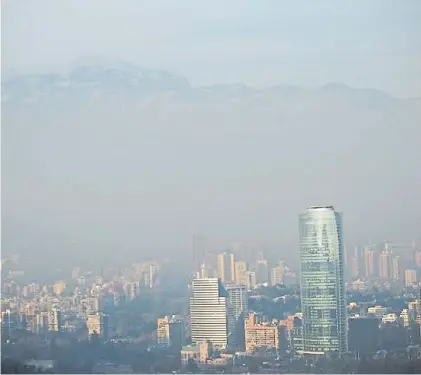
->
[256, 259, 269, 284]
[217, 252, 235, 283]
[392, 255, 401, 282]
[245, 271, 256, 290]
[47, 309, 61, 332]
[405, 269, 418, 287]
[245, 312, 280, 353]
[379, 250, 392, 280]
[270, 263, 285, 286]
[364, 247, 375, 278]
[156, 315, 185, 348]
[234, 261, 248, 286]
[87, 313, 109, 339]
[181, 341, 211, 365]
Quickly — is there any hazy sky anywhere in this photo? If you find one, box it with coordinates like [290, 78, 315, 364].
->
[2, 0, 421, 97]
[2, 1, 421, 267]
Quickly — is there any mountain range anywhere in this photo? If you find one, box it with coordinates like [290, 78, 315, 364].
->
[2, 61, 421, 263]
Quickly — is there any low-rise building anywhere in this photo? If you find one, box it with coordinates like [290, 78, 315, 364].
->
[245, 312, 280, 353]
[180, 341, 211, 365]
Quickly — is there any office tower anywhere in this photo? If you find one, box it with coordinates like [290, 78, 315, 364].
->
[190, 277, 228, 349]
[405, 269, 418, 287]
[193, 235, 207, 272]
[245, 271, 256, 290]
[299, 205, 347, 355]
[271, 262, 285, 286]
[245, 312, 281, 353]
[225, 284, 248, 349]
[217, 251, 235, 283]
[234, 261, 248, 286]
[87, 313, 109, 339]
[157, 315, 185, 348]
[256, 259, 269, 284]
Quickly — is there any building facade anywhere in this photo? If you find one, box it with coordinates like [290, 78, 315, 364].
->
[299, 205, 347, 355]
[245, 312, 280, 353]
[405, 269, 418, 287]
[225, 284, 248, 349]
[87, 313, 109, 339]
[217, 252, 235, 283]
[190, 277, 228, 349]
[234, 261, 248, 286]
[157, 315, 185, 348]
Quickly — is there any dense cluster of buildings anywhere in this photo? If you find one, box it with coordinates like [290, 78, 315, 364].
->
[1, 261, 162, 341]
[2, 206, 421, 372]
[155, 206, 421, 367]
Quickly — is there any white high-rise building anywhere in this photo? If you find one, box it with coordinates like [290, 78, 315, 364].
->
[190, 277, 228, 349]
[271, 262, 285, 286]
[299, 205, 347, 356]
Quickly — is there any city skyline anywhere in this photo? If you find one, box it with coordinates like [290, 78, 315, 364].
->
[2, 0, 421, 372]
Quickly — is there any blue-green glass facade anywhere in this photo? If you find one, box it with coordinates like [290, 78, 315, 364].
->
[299, 206, 347, 355]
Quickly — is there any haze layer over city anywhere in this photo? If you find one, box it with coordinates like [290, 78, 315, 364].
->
[3, 0, 421, 272]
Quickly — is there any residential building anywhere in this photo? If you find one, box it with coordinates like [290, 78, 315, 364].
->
[245, 271, 256, 290]
[245, 312, 280, 353]
[405, 269, 418, 287]
[379, 250, 391, 280]
[392, 255, 401, 282]
[217, 252, 235, 283]
[181, 341, 211, 365]
[271, 263, 285, 286]
[87, 313, 109, 339]
[256, 259, 269, 284]
[157, 315, 185, 348]
[47, 309, 61, 332]
[364, 247, 375, 278]
[234, 261, 248, 286]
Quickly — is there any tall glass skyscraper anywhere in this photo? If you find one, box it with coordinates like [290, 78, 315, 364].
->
[299, 205, 347, 356]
